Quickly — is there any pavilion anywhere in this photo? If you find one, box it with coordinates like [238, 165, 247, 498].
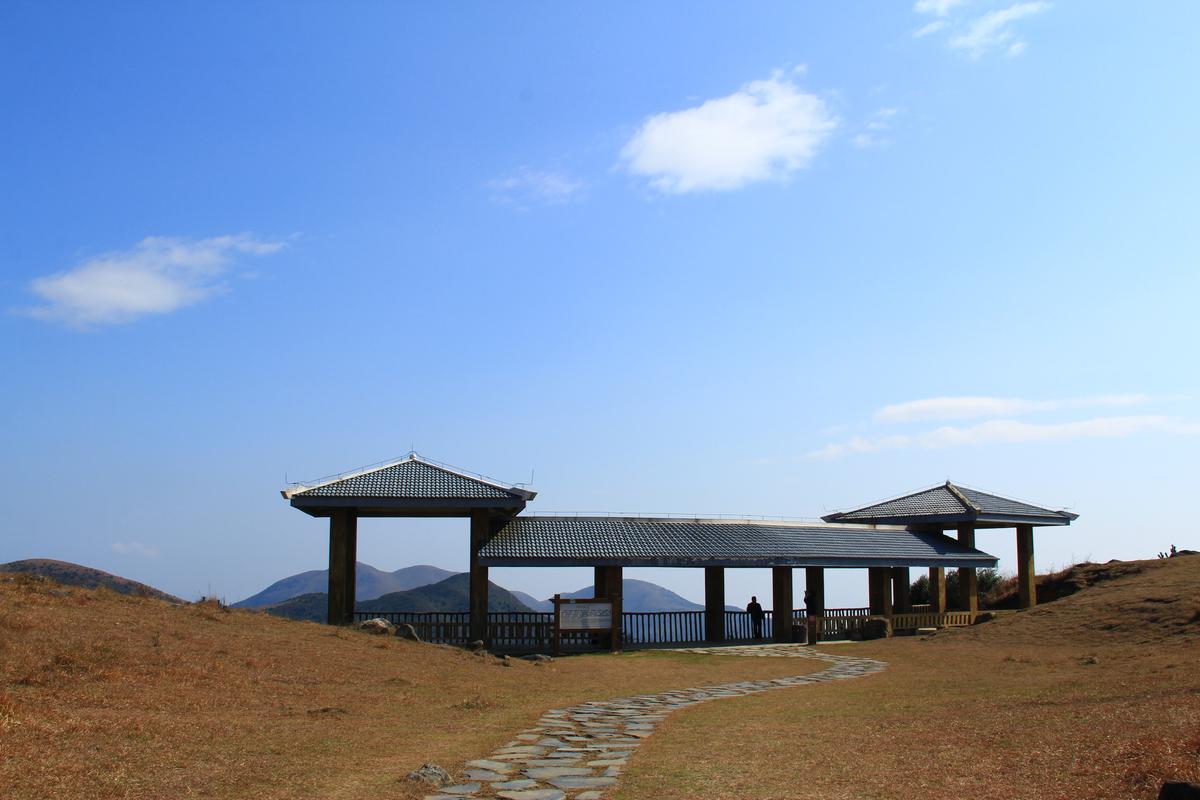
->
[282, 454, 1076, 645]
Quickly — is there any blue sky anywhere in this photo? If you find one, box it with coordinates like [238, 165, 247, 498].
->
[2, 2, 1198, 608]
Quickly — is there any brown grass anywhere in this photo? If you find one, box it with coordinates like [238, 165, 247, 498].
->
[614, 556, 1200, 800]
[0, 574, 822, 800]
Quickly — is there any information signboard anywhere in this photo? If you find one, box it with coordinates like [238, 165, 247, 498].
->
[552, 595, 620, 654]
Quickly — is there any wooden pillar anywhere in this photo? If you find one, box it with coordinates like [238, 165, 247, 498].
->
[704, 566, 725, 642]
[593, 565, 624, 650]
[891, 567, 912, 614]
[868, 567, 893, 618]
[327, 509, 357, 625]
[1016, 524, 1036, 609]
[771, 566, 793, 643]
[804, 567, 825, 645]
[469, 509, 491, 644]
[957, 524, 978, 616]
[929, 567, 947, 614]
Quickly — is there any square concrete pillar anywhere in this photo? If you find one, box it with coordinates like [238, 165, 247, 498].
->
[704, 566, 725, 642]
[771, 566, 793, 643]
[593, 565, 624, 650]
[928, 567, 947, 614]
[1016, 524, 1036, 609]
[469, 509, 491, 644]
[327, 509, 357, 625]
[804, 567, 825, 645]
[956, 524, 978, 616]
[891, 567, 912, 614]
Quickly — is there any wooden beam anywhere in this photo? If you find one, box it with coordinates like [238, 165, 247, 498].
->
[957, 524, 978, 616]
[891, 566, 912, 614]
[929, 567, 947, 614]
[771, 566, 793, 643]
[704, 566, 725, 642]
[327, 509, 354, 625]
[1016, 524, 1036, 609]
[469, 509, 491, 644]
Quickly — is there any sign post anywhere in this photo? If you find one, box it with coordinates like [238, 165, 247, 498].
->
[553, 595, 619, 655]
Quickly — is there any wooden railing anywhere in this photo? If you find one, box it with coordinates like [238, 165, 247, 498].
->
[890, 611, 973, 630]
[352, 605, 962, 648]
[622, 611, 705, 644]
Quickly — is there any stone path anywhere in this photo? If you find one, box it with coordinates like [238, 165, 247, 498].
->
[423, 644, 886, 800]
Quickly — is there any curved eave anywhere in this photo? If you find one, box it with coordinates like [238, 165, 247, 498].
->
[288, 495, 527, 518]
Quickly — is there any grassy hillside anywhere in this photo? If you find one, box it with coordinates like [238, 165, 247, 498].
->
[616, 555, 1200, 800]
[0, 570, 816, 800]
[0, 559, 181, 603]
[233, 563, 455, 608]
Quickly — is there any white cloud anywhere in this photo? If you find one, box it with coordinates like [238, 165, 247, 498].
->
[24, 234, 285, 328]
[489, 167, 584, 208]
[111, 541, 160, 558]
[620, 72, 838, 193]
[948, 2, 1050, 59]
[874, 394, 1149, 423]
[914, 20, 948, 37]
[808, 415, 1200, 459]
[855, 107, 901, 149]
[915, 0, 966, 16]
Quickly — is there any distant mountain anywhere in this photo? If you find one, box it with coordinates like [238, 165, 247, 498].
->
[264, 573, 533, 622]
[233, 563, 456, 608]
[555, 578, 721, 612]
[0, 559, 182, 603]
[510, 590, 553, 612]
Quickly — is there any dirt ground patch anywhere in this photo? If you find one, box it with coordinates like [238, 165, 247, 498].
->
[614, 556, 1200, 800]
[0, 573, 821, 800]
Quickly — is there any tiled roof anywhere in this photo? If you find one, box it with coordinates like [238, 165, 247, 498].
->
[821, 481, 1076, 525]
[477, 517, 998, 568]
[286, 454, 530, 501]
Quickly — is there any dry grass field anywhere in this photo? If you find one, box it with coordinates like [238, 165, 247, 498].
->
[2, 556, 1196, 800]
[615, 556, 1200, 800]
[0, 573, 821, 800]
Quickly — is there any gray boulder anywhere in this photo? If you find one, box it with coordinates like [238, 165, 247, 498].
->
[357, 617, 394, 635]
[861, 617, 891, 640]
[408, 763, 452, 787]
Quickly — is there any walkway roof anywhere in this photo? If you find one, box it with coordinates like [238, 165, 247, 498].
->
[477, 516, 999, 569]
[821, 481, 1077, 528]
[282, 453, 535, 517]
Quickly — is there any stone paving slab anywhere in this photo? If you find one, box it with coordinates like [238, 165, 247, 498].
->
[428, 644, 885, 799]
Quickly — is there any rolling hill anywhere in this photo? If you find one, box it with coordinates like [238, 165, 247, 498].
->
[263, 573, 534, 622]
[232, 563, 455, 608]
[0, 559, 182, 603]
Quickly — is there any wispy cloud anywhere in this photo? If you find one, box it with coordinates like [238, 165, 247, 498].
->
[854, 107, 900, 149]
[808, 416, 1200, 459]
[875, 394, 1150, 423]
[488, 167, 584, 208]
[24, 234, 286, 328]
[948, 2, 1050, 58]
[111, 541, 160, 558]
[914, 0, 966, 16]
[619, 70, 838, 194]
[914, 1, 1050, 58]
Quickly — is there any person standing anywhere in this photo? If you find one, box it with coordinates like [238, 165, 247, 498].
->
[747, 595, 765, 639]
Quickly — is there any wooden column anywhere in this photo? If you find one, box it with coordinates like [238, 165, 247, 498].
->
[804, 567, 825, 645]
[593, 565, 624, 650]
[929, 567, 947, 614]
[891, 567, 912, 614]
[469, 508, 491, 644]
[327, 509, 357, 625]
[771, 566, 794, 643]
[868, 567, 893, 618]
[704, 566, 725, 642]
[1016, 524, 1036, 609]
[957, 524, 978, 616]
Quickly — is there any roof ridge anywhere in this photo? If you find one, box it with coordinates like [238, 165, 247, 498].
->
[282, 452, 533, 500]
[943, 481, 982, 514]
